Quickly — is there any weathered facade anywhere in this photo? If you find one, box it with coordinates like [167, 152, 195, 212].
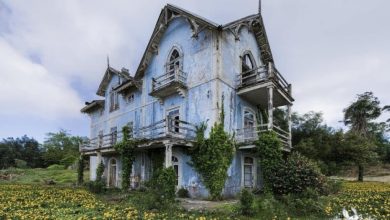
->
[80, 4, 294, 198]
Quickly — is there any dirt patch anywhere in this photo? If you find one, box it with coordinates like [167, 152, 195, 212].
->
[178, 198, 237, 211]
[330, 175, 390, 183]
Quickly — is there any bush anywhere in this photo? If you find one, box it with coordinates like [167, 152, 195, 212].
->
[177, 187, 189, 198]
[240, 188, 255, 216]
[269, 152, 326, 195]
[280, 188, 328, 217]
[322, 179, 343, 195]
[47, 164, 64, 170]
[14, 159, 28, 169]
[255, 192, 288, 219]
[60, 155, 78, 168]
[96, 161, 104, 182]
[85, 181, 105, 194]
[149, 167, 176, 208]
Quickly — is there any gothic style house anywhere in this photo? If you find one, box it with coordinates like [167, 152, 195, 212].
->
[80, 4, 293, 198]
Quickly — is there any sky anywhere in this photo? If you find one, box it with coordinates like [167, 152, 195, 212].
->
[0, 0, 389, 142]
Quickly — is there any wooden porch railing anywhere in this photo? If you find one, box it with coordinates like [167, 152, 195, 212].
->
[151, 68, 187, 92]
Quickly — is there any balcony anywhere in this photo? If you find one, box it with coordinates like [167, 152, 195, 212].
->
[80, 116, 196, 153]
[236, 63, 293, 108]
[236, 123, 291, 150]
[150, 68, 187, 99]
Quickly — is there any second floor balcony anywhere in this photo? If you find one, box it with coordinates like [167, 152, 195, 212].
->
[236, 63, 293, 108]
[80, 116, 196, 153]
[236, 123, 291, 150]
[150, 68, 187, 99]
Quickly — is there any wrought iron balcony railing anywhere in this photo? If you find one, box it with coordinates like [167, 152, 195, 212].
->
[150, 68, 187, 97]
[236, 63, 291, 95]
[236, 123, 291, 148]
[80, 116, 196, 152]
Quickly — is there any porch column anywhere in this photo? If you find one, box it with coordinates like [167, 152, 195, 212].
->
[267, 86, 274, 130]
[287, 104, 292, 148]
[164, 143, 173, 168]
[97, 151, 102, 164]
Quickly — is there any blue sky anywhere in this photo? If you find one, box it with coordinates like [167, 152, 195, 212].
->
[0, 0, 389, 142]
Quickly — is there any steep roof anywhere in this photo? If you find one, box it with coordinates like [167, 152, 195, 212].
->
[96, 66, 131, 96]
[134, 4, 275, 79]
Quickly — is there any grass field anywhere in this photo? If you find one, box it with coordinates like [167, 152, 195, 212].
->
[1, 167, 390, 219]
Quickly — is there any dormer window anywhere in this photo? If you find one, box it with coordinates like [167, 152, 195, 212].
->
[109, 89, 119, 112]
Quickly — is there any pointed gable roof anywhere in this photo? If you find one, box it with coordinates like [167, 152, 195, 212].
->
[134, 4, 275, 79]
[134, 4, 219, 79]
[96, 67, 131, 96]
[223, 14, 274, 64]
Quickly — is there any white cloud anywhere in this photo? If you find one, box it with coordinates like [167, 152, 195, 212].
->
[0, 38, 82, 119]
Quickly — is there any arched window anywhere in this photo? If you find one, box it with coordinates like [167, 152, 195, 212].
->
[167, 48, 182, 73]
[241, 52, 257, 86]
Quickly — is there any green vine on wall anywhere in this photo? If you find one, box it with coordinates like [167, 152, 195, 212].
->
[77, 154, 86, 185]
[114, 125, 137, 190]
[189, 100, 235, 200]
[96, 160, 105, 182]
[254, 131, 283, 189]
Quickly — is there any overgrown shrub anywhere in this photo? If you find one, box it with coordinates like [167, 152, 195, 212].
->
[270, 152, 326, 195]
[85, 180, 105, 194]
[280, 188, 328, 217]
[149, 167, 176, 208]
[322, 179, 343, 195]
[177, 187, 189, 198]
[60, 155, 77, 168]
[255, 131, 283, 189]
[189, 101, 235, 200]
[114, 125, 136, 190]
[255, 192, 288, 219]
[47, 164, 64, 170]
[239, 188, 255, 216]
[14, 159, 28, 169]
[77, 155, 85, 185]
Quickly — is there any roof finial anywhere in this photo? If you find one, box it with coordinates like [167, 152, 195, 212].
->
[107, 55, 110, 68]
[258, 0, 262, 14]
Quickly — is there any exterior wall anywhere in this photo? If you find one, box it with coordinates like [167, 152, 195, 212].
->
[85, 17, 267, 198]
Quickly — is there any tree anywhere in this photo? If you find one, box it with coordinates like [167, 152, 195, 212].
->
[343, 92, 384, 181]
[43, 129, 84, 167]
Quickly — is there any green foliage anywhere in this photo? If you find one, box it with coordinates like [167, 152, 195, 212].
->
[14, 159, 28, 168]
[189, 102, 235, 200]
[85, 180, 105, 194]
[280, 188, 328, 217]
[114, 125, 137, 190]
[254, 192, 289, 219]
[43, 129, 83, 167]
[177, 187, 189, 198]
[255, 131, 283, 189]
[0, 135, 43, 169]
[47, 164, 65, 170]
[239, 188, 254, 216]
[270, 152, 326, 195]
[77, 155, 86, 185]
[144, 167, 176, 210]
[96, 160, 104, 183]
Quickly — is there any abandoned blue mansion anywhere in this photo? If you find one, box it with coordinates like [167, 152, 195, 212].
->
[80, 4, 294, 198]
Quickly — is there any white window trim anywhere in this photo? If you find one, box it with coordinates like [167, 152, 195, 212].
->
[241, 154, 257, 188]
[242, 107, 257, 129]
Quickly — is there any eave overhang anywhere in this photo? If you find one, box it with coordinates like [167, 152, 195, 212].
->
[80, 100, 105, 113]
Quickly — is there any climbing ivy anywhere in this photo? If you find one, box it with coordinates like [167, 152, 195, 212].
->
[114, 125, 137, 190]
[189, 101, 235, 200]
[77, 154, 86, 185]
[96, 160, 105, 182]
[254, 131, 283, 189]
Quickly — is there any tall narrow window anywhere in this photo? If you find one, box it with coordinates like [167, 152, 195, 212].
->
[244, 110, 256, 140]
[166, 48, 182, 83]
[167, 108, 180, 133]
[110, 127, 117, 145]
[243, 156, 254, 188]
[172, 156, 179, 186]
[241, 52, 256, 86]
[109, 89, 119, 112]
